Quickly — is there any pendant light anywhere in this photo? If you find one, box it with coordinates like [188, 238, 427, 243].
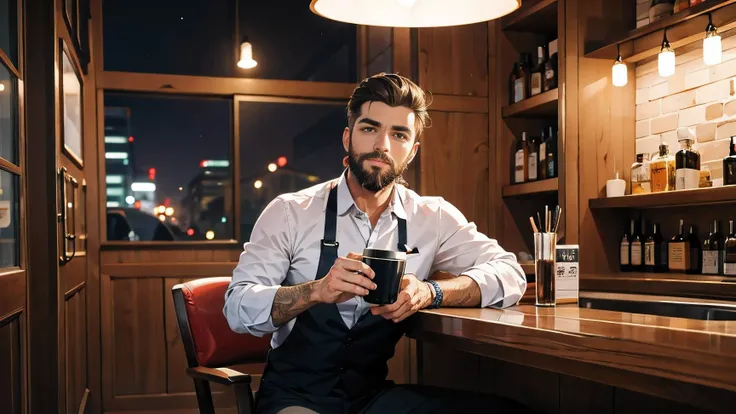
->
[237, 36, 257, 69]
[703, 13, 722, 66]
[612, 44, 628, 87]
[658, 29, 676, 78]
[310, 0, 521, 28]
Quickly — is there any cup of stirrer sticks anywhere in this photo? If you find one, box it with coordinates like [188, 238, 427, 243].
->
[528, 205, 561, 307]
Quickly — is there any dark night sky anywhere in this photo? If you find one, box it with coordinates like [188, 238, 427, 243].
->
[102, 0, 356, 207]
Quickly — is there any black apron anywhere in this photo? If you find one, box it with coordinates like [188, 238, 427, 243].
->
[255, 185, 409, 414]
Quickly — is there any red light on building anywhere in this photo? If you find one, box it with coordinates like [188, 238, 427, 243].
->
[200, 160, 207, 168]
[187, 228, 194, 236]
[134, 201, 141, 209]
[277, 156, 288, 167]
[128, 136, 134, 142]
[148, 168, 156, 180]
[164, 198, 171, 207]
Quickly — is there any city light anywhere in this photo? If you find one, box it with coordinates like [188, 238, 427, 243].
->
[131, 182, 156, 192]
[205, 230, 215, 240]
[178, 186, 183, 191]
[105, 152, 128, 159]
[106, 201, 120, 207]
[221, 217, 227, 223]
[155, 205, 166, 214]
[200, 160, 230, 168]
[148, 168, 156, 180]
[125, 196, 135, 205]
[187, 228, 195, 236]
[159, 215, 166, 222]
[268, 163, 278, 172]
[106, 175, 124, 184]
[128, 136, 135, 142]
[0, 84, 5, 92]
[104, 136, 128, 144]
[254, 180, 263, 189]
[106, 187, 124, 197]
[277, 156, 288, 167]
[165, 207, 174, 216]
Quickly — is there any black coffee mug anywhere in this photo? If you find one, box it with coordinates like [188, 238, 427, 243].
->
[362, 248, 407, 305]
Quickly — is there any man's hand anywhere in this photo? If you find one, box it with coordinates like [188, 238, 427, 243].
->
[370, 274, 433, 323]
[312, 252, 376, 304]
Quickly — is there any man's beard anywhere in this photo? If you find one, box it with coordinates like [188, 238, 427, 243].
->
[347, 142, 409, 192]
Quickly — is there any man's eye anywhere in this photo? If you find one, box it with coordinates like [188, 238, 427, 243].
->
[361, 127, 376, 133]
[394, 133, 408, 140]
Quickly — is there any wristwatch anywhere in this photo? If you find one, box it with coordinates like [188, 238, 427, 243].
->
[425, 280, 443, 309]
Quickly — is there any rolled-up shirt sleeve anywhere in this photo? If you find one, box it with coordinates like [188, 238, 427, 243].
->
[223, 197, 292, 336]
[430, 199, 527, 308]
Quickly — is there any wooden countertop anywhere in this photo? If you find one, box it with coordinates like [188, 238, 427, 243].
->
[409, 305, 736, 411]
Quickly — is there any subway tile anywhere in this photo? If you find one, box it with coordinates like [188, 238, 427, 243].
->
[717, 119, 736, 140]
[636, 88, 649, 105]
[636, 100, 660, 121]
[661, 90, 696, 113]
[685, 68, 710, 90]
[651, 114, 679, 134]
[696, 123, 717, 143]
[678, 104, 707, 127]
[698, 138, 731, 163]
[695, 79, 732, 105]
[636, 120, 650, 138]
[649, 82, 669, 100]
[706, 103, 724, 121]
[725, 99, 736, 116]
[636, 135, 661, 156]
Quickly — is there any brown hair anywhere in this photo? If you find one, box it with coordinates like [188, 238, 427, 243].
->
[347, 73, 431, 139]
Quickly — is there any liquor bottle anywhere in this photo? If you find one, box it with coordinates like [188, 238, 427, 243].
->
[509, 62, 520, 104]
[530, 46, 546, 96]
[630, 220, 644, 271]
[528, 134, 538, 182]
[649, 0, 675, 23]
[514, 132, 529, 184]
[723, 136, 736, 185]
[675, 128, 700, 190]
[650, 140, 676, 192]
[620, 220, 634, 272]
[546, 126, 558, 179]
[702, 220, 724, 275]
[631, 153, 652, 194]
[687, 225, 702, 274]
[645, 222, 667, 272]
[724, 220, 736, 276]
[514, 53, 531, 103]
[544, 39, 558, 92]
[668, 219, 690, 272]
[538, 128, 548, 180]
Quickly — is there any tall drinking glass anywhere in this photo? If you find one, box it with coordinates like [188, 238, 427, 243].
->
[534, 232, 556, 306]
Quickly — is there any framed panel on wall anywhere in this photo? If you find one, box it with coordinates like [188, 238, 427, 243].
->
[62, 0, 90, 72]
[60, 39, 84, 167]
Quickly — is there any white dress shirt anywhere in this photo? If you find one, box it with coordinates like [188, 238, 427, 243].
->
[224, 172, 527, 348]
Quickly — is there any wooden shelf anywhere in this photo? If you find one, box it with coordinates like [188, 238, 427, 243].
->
[581, 272, 736, 301]
[502, 88, 558, 118]
[503, 177, 558, 198]
[501, 0, 558, 35]
[589, 185, 736, 209]
[585, 0, 736, 61]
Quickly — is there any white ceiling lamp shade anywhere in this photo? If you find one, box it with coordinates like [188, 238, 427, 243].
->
[310, 0, 521, 28]
[703, 13, 722, 66]
[658, 29, 676, 78]
[237, 37, 257, 69]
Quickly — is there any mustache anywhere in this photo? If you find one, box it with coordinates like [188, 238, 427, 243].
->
[356, 151, 395, 166]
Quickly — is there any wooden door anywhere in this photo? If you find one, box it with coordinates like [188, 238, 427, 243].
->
[56, 0, 93, 412]
[0, 0, 27, 412]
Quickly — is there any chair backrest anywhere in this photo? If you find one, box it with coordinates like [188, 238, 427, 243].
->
[172, 277, 271, 368]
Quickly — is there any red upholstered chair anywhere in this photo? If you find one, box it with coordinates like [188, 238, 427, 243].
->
[172, 277, 271, 414]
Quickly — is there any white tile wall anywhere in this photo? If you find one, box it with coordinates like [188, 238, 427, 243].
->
[635, 38, 736, 166]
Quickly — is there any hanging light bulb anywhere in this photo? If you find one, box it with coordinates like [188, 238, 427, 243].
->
[237, 37, 257, 69]
[612, 44, 628, 87]
[310, 0, 521, 28]
[703, 14, 722, 66]
[658, 29, 676, 78]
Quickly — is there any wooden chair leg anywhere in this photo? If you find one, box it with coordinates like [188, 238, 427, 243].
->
[193, 379, 216, 414]
[233, 382, 255, 414]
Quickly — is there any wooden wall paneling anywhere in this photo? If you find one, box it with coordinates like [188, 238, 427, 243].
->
[111, 277, 166, 398]
[575, 0, 637, 275]
[0, 314, 23, 414]
[559, 375, 614, 414]
[65, 289, 88, 414]
[418, 24, 489, 97]
[558, 0, 577, 244]
[420, 111, 490, 234]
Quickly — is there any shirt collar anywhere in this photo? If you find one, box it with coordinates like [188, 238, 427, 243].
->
[334, 169, 408, 220]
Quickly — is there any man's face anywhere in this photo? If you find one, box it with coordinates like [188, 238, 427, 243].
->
[343, 101, 420, 192]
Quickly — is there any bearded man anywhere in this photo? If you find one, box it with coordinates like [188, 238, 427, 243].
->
[224, 73, 528, 414]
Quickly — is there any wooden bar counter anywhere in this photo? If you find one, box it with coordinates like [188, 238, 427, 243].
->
[408, 304, 736, 413]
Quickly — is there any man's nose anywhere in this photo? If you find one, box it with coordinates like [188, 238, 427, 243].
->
[373, 130, 390, 152]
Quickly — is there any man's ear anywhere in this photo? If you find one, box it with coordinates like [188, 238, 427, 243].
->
[342, 127, 350, 152]
[406, 141, 420, 165]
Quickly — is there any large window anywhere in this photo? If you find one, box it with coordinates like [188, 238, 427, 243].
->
[238, 99, 347, 243]
[103, 93, 233, 241]
[0, 0, 19, 266]
[102, 0, 357, 82]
